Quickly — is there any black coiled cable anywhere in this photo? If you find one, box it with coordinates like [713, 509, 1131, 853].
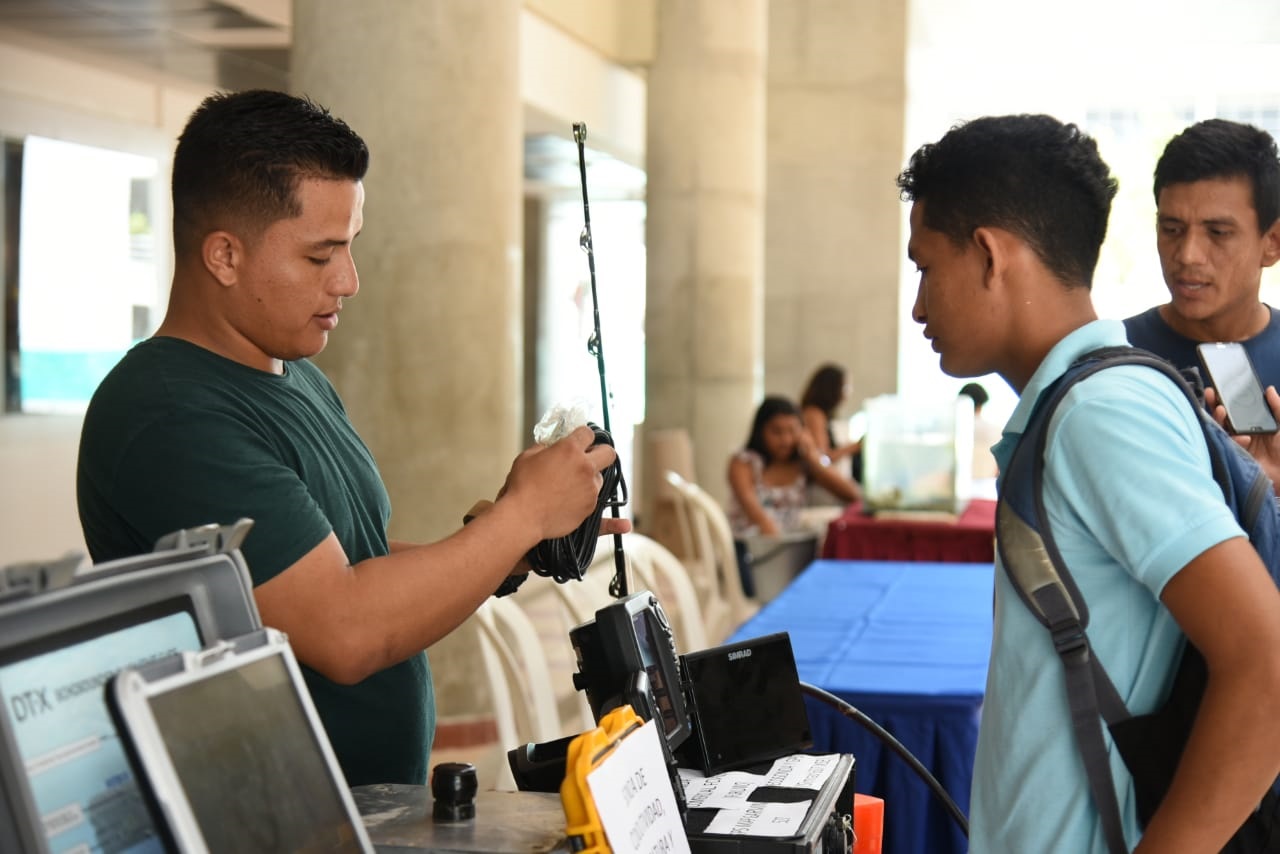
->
[523, 423, 626, 584]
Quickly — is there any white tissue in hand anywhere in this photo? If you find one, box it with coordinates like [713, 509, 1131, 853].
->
[533, 401, 590, 446]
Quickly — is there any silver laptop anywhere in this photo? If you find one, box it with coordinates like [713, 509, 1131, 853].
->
[108, 628, 373, 854]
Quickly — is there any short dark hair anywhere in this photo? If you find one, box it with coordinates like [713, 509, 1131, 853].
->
[958, 382, 989, 409]
[1154, 118, 1280, 233]
[172, 89, 370, 255]
[896, 114, 1118, 288]
[800, 364, 846, 414]
[745, 396, 802, 464]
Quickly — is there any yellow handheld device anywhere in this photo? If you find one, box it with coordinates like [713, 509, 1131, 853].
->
[560, 704, 644, 854]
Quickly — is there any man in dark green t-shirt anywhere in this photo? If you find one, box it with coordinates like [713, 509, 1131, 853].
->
[76, 90, 624, 787]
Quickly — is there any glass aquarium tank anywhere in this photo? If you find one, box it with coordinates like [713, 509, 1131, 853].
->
[860, 394, 975, 514]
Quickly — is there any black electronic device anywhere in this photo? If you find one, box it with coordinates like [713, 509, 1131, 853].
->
[0, 521, 260, 854]
[508, 591, 690, 794]
[1197, 341, 1279, 434]
[108, 627, 373, 853]
[512, 597, 820, 789]
[507, 733, 578, 793]
[507, 592, 693, 811]
[677, 633, 814, 775]
[569, 590, 692, 754]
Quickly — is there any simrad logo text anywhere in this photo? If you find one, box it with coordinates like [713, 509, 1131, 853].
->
[727, 649, 752, 661]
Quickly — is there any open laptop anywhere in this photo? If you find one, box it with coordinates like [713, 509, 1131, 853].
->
[108, 627, 373, 854]
[0, 522, 261, 854]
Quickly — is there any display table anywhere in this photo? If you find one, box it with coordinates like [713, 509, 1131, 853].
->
[355, 785, 569, 853]
[822, 498, 996, 563]
[727, 559, 993, 854]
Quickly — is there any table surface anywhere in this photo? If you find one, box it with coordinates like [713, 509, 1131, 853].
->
[728, 559, 993, 854]
[823, 498, 996, 563]
[355, 786, 569, 853]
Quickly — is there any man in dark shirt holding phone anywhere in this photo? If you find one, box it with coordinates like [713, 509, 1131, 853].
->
[1124, 119, 1280, 395]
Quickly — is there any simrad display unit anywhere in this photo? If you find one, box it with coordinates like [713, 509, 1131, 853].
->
[678, 632, 813, 775]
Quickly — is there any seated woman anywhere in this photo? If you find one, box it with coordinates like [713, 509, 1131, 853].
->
[726, 397, 861, 596]
[800, 363, 863, 483]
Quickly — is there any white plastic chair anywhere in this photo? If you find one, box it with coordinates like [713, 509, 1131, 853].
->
[663, 470, 759, 643]
[513, 556, 620, 738]
[547, 548, 623, 629]
[471, 596, 565, 790]
[621, 533, 709, 654]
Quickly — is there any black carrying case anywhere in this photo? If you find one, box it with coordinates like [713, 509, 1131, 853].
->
[684, 753, 855, 854]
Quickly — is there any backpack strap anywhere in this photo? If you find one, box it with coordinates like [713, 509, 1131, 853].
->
[997, 346, 1139, 854]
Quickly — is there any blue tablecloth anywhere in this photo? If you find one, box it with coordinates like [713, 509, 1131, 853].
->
[727, 559, 993, 854]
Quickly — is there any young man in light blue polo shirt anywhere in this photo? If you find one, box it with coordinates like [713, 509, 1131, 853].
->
[897, 114, 1280, 852]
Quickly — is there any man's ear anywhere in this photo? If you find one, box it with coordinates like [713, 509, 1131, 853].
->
[1261, 220, 1280, 269]
[971, 226, 1010, 288]
[202, 231, 241, 287]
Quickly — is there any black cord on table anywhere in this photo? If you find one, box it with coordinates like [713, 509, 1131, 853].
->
[799, 681, 970, 838]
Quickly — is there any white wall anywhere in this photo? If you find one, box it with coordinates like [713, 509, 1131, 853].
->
[0, 415, 85, 564]
[0, 33, 209, 567]
[900, 0, 1280, 426]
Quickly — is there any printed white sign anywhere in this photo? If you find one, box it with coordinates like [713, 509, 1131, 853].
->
[761, 753, 840, 790]
[586, 719, 691, 854]
[680, 770, 764, 810]
[703, 801, 813, 836]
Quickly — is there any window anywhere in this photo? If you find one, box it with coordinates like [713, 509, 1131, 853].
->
[4, 136, 162, 414]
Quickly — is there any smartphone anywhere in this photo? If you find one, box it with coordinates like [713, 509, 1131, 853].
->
[1196, 342, 1279, 435]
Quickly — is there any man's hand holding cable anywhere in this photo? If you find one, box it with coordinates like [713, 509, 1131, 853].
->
[497, 424, 630, 541]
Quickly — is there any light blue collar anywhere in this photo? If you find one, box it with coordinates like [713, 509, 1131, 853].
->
[994, 319, 1129, 462]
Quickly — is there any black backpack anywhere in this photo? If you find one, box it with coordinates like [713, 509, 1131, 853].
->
[996, 345, 1280, 854]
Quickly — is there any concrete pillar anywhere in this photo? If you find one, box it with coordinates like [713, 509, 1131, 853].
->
[644, 0, 767, 507]
[765, 0, 906, 416]
[294, 1, 523, 544]
[292, 1, 522, 743]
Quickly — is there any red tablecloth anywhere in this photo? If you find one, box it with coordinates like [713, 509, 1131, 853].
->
[822, 498, 996, 563]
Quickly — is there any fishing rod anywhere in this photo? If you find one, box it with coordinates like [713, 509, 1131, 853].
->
[573, 122, 629, 599]
[521, 123, 630, 597]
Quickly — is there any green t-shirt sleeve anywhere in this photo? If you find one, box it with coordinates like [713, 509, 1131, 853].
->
[109, 408, 335, 585]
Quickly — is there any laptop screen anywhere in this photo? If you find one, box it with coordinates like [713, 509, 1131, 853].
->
[143, 648, 367, 853]
[0, 600, 199, 854]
